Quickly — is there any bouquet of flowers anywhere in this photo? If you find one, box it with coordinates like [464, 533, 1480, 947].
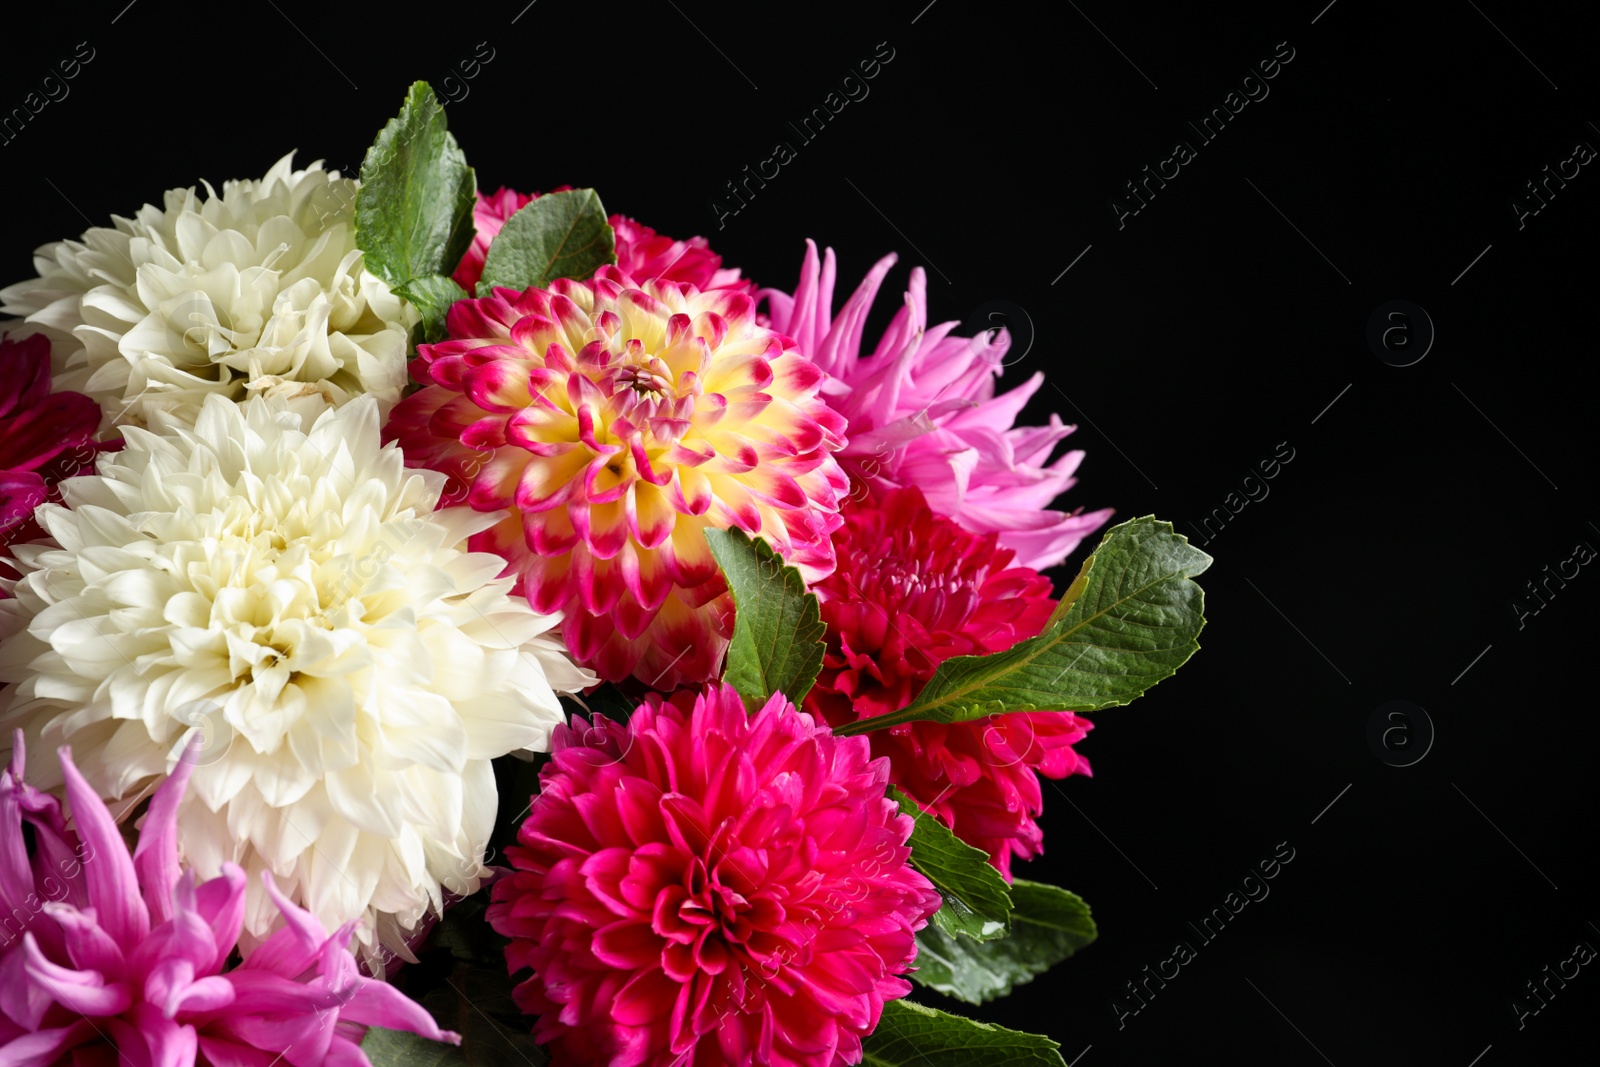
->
[0, 83, 1210, 1067]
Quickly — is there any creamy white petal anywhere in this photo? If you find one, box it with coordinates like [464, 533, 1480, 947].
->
[0, 158, 418, 432]
[0, 395, 596, 964]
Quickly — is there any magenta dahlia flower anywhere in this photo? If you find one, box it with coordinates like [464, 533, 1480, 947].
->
[487, 683, 941, 1067]
[758, 243, 1114, 571]
[804, 487, 1093, 878]
[0, 735, 457, 1066]
[0, 333, 100, 545]
[453, 187, 748, 294]
[385, 269, 849, 688]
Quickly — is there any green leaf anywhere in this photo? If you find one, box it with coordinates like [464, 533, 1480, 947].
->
[862, 999, 1066, 1067]
[360, 1025, 470, 1067]
[356, 81, 477, 290]
[837, 516, 1210, 735]
[396, 274, 470, 344]
[894, 788, 1012, 941]
[912, 880, 1096, 1004]
[477, 189, 616, 295]
[704, 527, 826, 711]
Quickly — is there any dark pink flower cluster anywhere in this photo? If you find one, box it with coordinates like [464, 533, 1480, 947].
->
[805, 487, 1093, 878]
[0, 333, 100, 557]
[487, 684, 940, 1067]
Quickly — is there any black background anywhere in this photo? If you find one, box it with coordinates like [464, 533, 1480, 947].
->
[3, 1, 1597, 1063]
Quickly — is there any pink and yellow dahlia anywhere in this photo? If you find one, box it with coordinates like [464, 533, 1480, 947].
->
[452, 187, 748, 294]
[487, 683, 941, 1067]
[759, 243, 1114, 571]
[0, 735, 457, 1066]
[385, 268, 848, 687]
[805, 487, 1094, 878]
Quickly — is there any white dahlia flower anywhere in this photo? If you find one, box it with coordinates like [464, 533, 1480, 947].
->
[0, 394, 596, 959]
[0, 153, 416, 431]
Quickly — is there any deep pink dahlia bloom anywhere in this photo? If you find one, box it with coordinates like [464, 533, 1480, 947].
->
[0, 736, 458, 1066]
[385, 269, 848, 688]
[453, 187, 748, 294]
[0, 333, 100, 545]
[487, 683, 941, 1067]
[804, 487, 1093, 879]
[758, 243, 1115, 571]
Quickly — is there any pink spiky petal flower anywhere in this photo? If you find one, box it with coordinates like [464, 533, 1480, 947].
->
[452, 187, 748, 295]
[487, 683, 941, 1067]
[759, 243, 1115, 572]
[0, 734, 458, 1067]
[804, 487, 1093, 878]
[385, 269, 849, 688]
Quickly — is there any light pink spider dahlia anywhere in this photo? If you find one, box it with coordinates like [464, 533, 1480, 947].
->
[384, 268, 849, 688]
[0, 735, 457, 1066]
[487, 683, 941, 1067]
[758, 242, 1114, 571]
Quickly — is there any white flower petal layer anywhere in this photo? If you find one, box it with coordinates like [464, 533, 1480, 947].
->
[0, 154, 417, 432]
[0, 394, 595, 958]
